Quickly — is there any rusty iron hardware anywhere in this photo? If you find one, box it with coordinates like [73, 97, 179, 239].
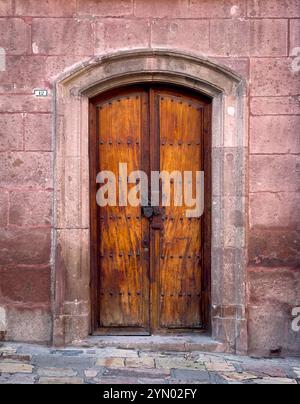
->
[142, 205, 161, 219]
[142, 206, 154, 219]
[142, 198, 161, 219]
[151, 222, 163, 230]
[142, 238, 149, 248]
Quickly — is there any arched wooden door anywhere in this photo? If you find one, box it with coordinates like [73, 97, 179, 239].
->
[89, 85, 212, 335]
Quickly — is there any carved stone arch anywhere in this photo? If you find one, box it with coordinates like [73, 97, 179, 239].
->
[53, 49, 248, 354]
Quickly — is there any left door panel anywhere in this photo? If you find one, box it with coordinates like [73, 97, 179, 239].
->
[96, 90, 150, 334]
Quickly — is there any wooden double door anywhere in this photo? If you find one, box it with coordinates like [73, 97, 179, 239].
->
[90, 85, 211, 335]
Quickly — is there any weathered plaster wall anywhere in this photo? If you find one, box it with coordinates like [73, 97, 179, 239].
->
[0, 0, 299, 354]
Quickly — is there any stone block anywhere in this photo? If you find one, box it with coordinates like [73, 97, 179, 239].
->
[135, 0, 189, 18]
[155, 358, 205, 371]
[212, 316, 248, 347]
[211, 248, 247, 306]
[33, 354, 94, 369]
[210, 19, 288, 57]
[250, 192, 300, 229]
[9, 190, 52, 226]
[205, 362, 235, 372]
[171, 369, 210, 383]
[24, 114, 52, 151]
[77, 0, 133, 16]
[44, 56, 89, 82]
[222, 95, 248, 148]
[0, 0, 13, 15]
[250, 115, 300, 154]
[0, 374, 36, 384]
[225, 205, 247, 248]
[55, 230, 89, 302]
[249, 267, 300, 306]
[96, 358, 125, 368]
[251, 58, 300, 96]
[249, 229, 300, 267]
[151, 20, 209, 53]
[0, 266, 51, 305]
[32, 19, 94, 56]
[6, 307, 51, 343]
[212, 148, 247, 196]
[247, 0, 300, 18]
[251, 96, 300, 115]
[95, 376, 140, 384]
[248, 301, 300, 357]
[125, 357, 155, 369]
[95, 19, 150, 52]
[0, 228, 51, 265]
[0, 95, 51, 113]
[253, 378, 297, 385]
[242, 361, 288, 378]
[38, 377, 83, 384]
[0, 18, 31, 55]
[210, 58, 249, 79]
[1, 353, 31, 362]
[220, 372, 258, 382]
[0, 114, 24, 151]
[0, 152, 52, 188]
[15, 0, 76, 16]
[64, 315, 90, 345]
[103, 367, 170, 379]
[249, 155, 300, 193]
[0, 56, 48, 93]
[37, 368, 78, 377]
[56, 157, 89, 228]
[0, 362, 33, 374]
[189, 0, 246, 18]
[138, 378, 169, 384]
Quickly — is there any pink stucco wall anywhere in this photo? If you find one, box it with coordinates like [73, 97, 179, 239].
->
[0, 0, 299, 355]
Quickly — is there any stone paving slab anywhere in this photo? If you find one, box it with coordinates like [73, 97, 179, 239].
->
[0, 374, 37, 384]
[156, 357, 206, 371]
[0, 343, 299, 385]
[0, 362, 33, 374]
[37, 367, 78, 377]
[171, 369, 211, 384]
[39, 377, 84, 385]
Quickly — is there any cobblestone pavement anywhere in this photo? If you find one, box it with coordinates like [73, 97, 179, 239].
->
[0, 343, 299, 384]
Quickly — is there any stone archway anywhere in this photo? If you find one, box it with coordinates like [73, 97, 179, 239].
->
[53, 49, 248, 354]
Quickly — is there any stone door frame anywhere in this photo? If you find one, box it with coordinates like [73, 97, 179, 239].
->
[53, 49, 248, 354]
